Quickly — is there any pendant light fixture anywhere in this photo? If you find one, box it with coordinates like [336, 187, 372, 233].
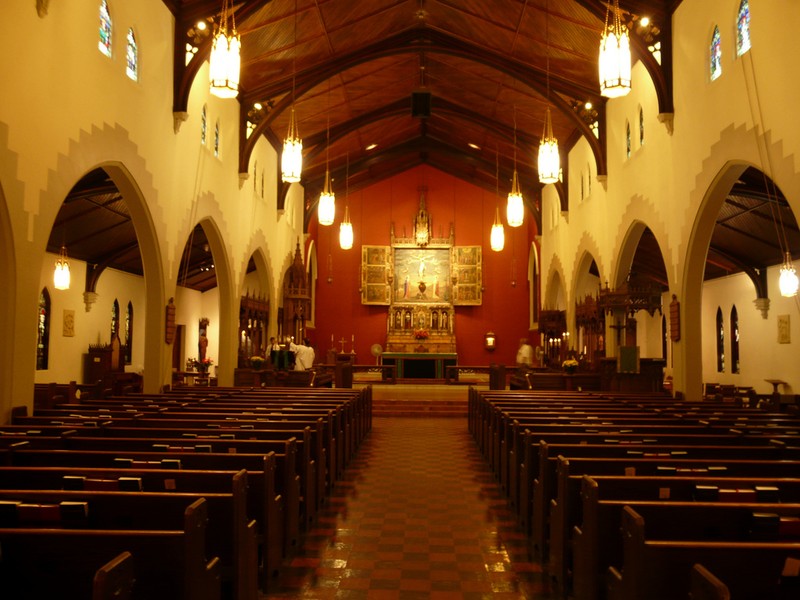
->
[538, 0, 560, 184]
[507, 106, 524, 227]
[282, 0, 303, 182]
[53, 245, 71, 290]
[491, 149, 505, 252]
[318, 82, 335, 226]
[209, 0, 240, 99]
[599, 0, 632, 98]
[779, 252, 798, 297]
[339, 153, 353, 250]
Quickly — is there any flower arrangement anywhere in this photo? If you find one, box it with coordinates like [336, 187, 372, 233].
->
[250, 355, 266, 370]
[193, 357, 214, 372]
[562, 358, 579, 373]
[413, 329, 430, 340]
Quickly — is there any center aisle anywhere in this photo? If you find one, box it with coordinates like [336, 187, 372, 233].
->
[265, 417, 554, 599]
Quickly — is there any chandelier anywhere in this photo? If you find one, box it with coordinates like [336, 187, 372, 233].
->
[282, 0, 303, 183]
[538, 0, 560, 184]
[208, 0, 240, 99]
[507, 109, 524, 227]
[599, 0, 632, 98]
[779, 252, 798, 297]
[53, 245, 71, 290]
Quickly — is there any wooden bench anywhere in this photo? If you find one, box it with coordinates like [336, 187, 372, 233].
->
[606, 505, 800, 600]
[0, 497, 221, 600]
[573, 474, 800, 600]
[0, 474, 257, 600]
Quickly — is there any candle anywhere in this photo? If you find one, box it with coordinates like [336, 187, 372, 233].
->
[351, 334, 354, 342]
[331, 334, 334, 345]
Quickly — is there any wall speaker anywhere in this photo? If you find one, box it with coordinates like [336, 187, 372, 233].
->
[411, 91, 431, 118]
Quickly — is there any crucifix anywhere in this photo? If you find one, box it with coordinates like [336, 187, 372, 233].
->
[339, 337, 348, 354]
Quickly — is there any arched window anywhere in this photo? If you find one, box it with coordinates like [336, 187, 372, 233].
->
[253, 161, 257, 191]
[111, 299, 120, 340]
[201, 105, 207, 146]
[716, 307, 725, 372]
[98, 0, 113, 57]
[37, 289, 51, 370]
[214, 120, 220, 157]
[580, 173, 585, 200]
[125, 28, 138, 81]
[125, 301, 133, 365]
[710, 26, 722, 81]
[625, 122, 631, 158]
[587, 162, 592, 196]
[661, 315, 667, 360]
[736, 0, 751, 57]
[730, 305, 740, 374]
[639, 107, 645, 147]
[260, 170, 265, 197]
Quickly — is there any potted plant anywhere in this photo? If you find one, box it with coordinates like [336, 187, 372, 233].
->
[250, 355, 266, 371]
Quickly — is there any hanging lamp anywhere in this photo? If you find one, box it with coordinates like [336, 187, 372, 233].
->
[538, 0, 560, 184]
[209, 0, 240, 99]
[491, 150, 505, 252]
[318, 82, 335, 226]
[779, 252, 798, 297]
[507, 108, 524, 227]
[282, 0, 303, 182]
[599, 0, 632, 98]
[53, 245, 71, 290]
[339, 154, 353, 249]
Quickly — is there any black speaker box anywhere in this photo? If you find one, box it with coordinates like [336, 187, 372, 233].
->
[411, 91, 431, 118]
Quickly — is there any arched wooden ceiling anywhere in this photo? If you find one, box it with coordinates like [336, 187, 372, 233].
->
[166, 0, 678, 229]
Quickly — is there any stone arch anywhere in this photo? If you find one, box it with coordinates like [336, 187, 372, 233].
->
[0, 176, 17, 422]
[34, 124, 167, 395]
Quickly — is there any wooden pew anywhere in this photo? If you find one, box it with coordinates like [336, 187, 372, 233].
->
[573, 474, 800, 600]
[0, 497, 221, 600]
[606, 505, 800, 600]
[690, 564, 730, 600]
[0, 455, 283, 590]
[0, 471, 257, 600]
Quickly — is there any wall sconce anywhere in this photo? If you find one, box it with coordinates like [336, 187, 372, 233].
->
[484, 331, 497, 351]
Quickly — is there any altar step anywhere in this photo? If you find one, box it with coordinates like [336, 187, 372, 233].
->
[372, 398, 466, 418]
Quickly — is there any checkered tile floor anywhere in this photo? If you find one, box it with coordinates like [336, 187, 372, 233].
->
[264, 417, 554, 599]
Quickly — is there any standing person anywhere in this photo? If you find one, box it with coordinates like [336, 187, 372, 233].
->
[268, 337, 281, 367]
[289, 338, 315, 371]
[516, 338, 533, 367]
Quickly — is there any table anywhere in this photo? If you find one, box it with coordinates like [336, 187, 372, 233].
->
[382, 352, 458, 379]
[764, 379, 787, 395]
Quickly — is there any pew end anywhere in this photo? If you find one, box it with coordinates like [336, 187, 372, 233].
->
[92, 551, 135, 600]
[689, 563, 730, 600]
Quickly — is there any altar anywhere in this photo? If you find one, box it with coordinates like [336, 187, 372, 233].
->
[360, 191, 483, 362]
[382, 352, 458, 379]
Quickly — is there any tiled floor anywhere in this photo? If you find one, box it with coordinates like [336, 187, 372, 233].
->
[264, 417, 555, 599]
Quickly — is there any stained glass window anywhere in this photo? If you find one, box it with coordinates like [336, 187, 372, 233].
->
[111, 299, 120, 340]
[214, 120, 220, 157]
[126, 28, 138, 81]
[716, 307, 725, 372]
[710, 26, 722, 81]
[201, 105, 207, 146]
[626, 122, 631, 158]
[98, 0, 112, 57]
[37, 289, 50, 370]
[737, 0, 751, 56]
[730, 305, 740, 373]
[125, 301, 133, 365]
[639, 107, 644, 146]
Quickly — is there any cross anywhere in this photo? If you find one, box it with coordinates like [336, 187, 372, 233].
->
[339, 337, 347, 354]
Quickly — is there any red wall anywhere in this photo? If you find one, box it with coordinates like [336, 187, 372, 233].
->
[310, 165, 538, 367]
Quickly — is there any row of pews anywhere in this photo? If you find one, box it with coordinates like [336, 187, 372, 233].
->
[0, 385, 372, 600]
[469, 388, 800, 600]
